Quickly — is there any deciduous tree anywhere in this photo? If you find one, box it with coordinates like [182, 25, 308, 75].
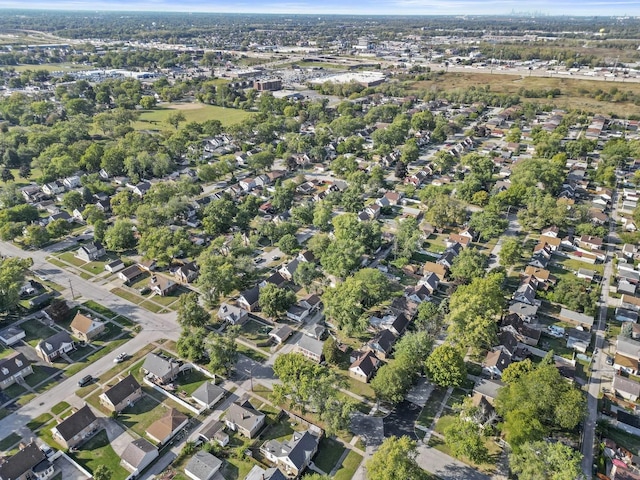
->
[425, 344, 466, 387]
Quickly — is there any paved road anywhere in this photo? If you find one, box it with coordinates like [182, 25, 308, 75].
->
[488, 213, 520, 270]
[0, 239, 180, 435]
[581, 190, 619, 479]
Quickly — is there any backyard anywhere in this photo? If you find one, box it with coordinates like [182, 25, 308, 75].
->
[71, 430, 130, 480]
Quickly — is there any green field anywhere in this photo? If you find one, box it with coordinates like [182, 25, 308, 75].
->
[1, 63, 92, 73]
[133, 103, 253, 130]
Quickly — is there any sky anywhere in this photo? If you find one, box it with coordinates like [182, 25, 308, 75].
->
[0, 0, 639, 16]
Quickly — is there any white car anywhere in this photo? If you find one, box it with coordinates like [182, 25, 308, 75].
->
[113, 352, 127, 363]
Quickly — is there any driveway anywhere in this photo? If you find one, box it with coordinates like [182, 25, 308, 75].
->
[383, 400, 420, 440]
[416, 445, 490, 480]
[53, 454, 91, 480]
[405, 378, 433, 408]
[101, 418, 135, 456]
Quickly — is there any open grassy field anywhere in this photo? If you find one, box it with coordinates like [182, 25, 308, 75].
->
[132, 103, 253, 131]
[409, 72, 640, 117]
[1, 62, 92, 73]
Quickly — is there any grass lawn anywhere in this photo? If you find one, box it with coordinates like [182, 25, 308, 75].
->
[314, 437, 346, 473]
[51, 401, 71, 416]
[221, 456, 257, 480]
[110, 287, 144, 305]
[26, 412, 53, 431]
[0, 344, 15, 359]
[434, 414, 457, 435]
[176, 369, 209, 395]
[65, 334, 133, 377]
[71, 430, 129, 480]
[21, 319, 57, 347]
[118, 394, 164, 437]
[0, 433, 21, 452]
[26, 365, 57, 389]
[428, 435, 501, 474]
[556, 257, 604, 275]
[82, 301, 119, 319]
[58, 251, 88, 267]
[237, 344, 268, 362]
[333, 449, 363, 480]
[241, 318, 272, 343]
[3, 382, 26, 399]
[416, 385, 449, 428]
[139, 300, 165, 313]
[133, 103, 253, 131]
[3, 62, 91, 73]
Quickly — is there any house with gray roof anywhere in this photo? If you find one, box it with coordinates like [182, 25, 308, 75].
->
[0, 353, 32, 390]
[51, 405, 99, 449]
[217, 302, 248, 325]
[224, 398, 265, 438]
[559, 308, 595, 330]
[508, 302, 539, 322]
[198, 419, 229, 447]
[261, 430, 319, 477]
[184, 451, 222, 480]
[294, 336, 324, 363]
[472, 378, 504, 405]
[120, 438, 158, 475]
[245, 466, 287, 480]
[142, 353, 181, 385]
[99, 374, 143, 413]
[617, 335, 640, 362]
[191, 381, 226, 410]
[0, 442, 53, 480]
[566, 328, 592, 353]
[35, 331, 75, 364]
[613, 375, 640, 402]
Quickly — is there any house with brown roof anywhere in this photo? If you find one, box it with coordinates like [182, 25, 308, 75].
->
[446, 233, 471, 248]
[423, 262, 448, 281]
[149, 275, 178, 296]
[99, 374, 143, 413]
[482, 350, 511, 378]
[523, 266, 556, 288]
[146, 408, 189, 445]
[70, 312, 105, 342]
[51, 405, 99, 449]
[349, 351, 380, 383]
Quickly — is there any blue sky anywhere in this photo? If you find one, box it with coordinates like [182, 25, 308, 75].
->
[0, 0, 639, 15]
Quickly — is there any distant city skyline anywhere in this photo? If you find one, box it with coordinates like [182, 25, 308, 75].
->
[0, 0, 639, 16]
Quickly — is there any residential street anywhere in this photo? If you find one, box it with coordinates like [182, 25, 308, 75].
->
[488, 212, 520, 270]
[580, 190, 619, 478]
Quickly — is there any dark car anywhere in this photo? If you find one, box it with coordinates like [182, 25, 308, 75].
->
[78, 375, 93, 387]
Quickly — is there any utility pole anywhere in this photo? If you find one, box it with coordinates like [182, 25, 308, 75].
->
[68, 279, 76, 300]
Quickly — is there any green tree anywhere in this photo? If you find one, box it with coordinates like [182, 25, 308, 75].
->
[443, 417, 488, 464]
[259, 283, 296, 318]
[177, 292, 209, 329]
[0, 256, 33, 313]
[292, 261, 319, 289]
[167, 111, 186, 130]
[104, 219, 136, 251]
[366, 436, 424, 480]
[425, 344, 467, 387]
[197, 252, 238, 307]
[313, 201, 333, 232]
[46, 218, 71, 239]
[323, 336, 340, 365]
[469, 208, 508, 241]
[499, 237, 523, 268]
[395, 217, 422, 261]
[415, 301, 443, 335]
[176, 327, 207, 362]
[370, 362, 412, 404]
[138, 227, 191, 266]
[423, 193, 466, 229]
[93, 465, 112, 480]
[277, 234, 299, 255]
[509, 441, 583, 480]
[208, 326, 239, 376]
[140, 95, 157, 110]
[23, 224, 50, 248]
[62, 190, 84, 212]
[449, 248, 488, 284]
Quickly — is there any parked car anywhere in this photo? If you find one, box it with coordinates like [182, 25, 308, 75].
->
[78, 375, 93, 387]
[606, 356, 614, 366]
[113, 352, 128, 363]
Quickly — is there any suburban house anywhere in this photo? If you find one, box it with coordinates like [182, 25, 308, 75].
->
[224, 398, 266, 438]
[149, 275, 178, 296]
[191, 381, 226, 410]
[501, 314, 541, 346]
[105, 259, 125, 273]
[483, 350, 511, 378]
[423, 262, 448, 281]
[616, 307, 639, 323]
[261, 430, 319, 477]
[118, 265, 145, 285]
[185, 451, 223, 480]
[0, 353, 32, 390]
[0, 442, 54, 480]
[349, 351, 380, 383]
[245, 466, 287, 480]
[70, 312, 105, 342]
[294, 336, 324, 363]
[35, 331, 75, 363]
[508, 302, 539, 323]
[472, 378, 504, 406]
[566, 328, 592, 353]
[120, 438, 159, 476]
[198, 419, 229, 447]
[51, 405, 99, 449]
[613, 375, 640, 402]
[147, 408, 189, 445]
[99, 374, 143, 413]
[217, 303, 249, 325]
[238, 286, 261, 312]
[269, 325, 294, 345]
[559, 308, 595, 330]
[0, 327, 25, 346]
[365, 329, 397, 360]
[174, 262, 199, 283]
[142, 353, 181, 385]
[617, 336, 640, 363]
[614, 354, 640, 376]
[76, 242, 106, 262]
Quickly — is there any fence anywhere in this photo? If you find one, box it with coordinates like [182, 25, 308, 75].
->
[143, 377, 202, 415]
